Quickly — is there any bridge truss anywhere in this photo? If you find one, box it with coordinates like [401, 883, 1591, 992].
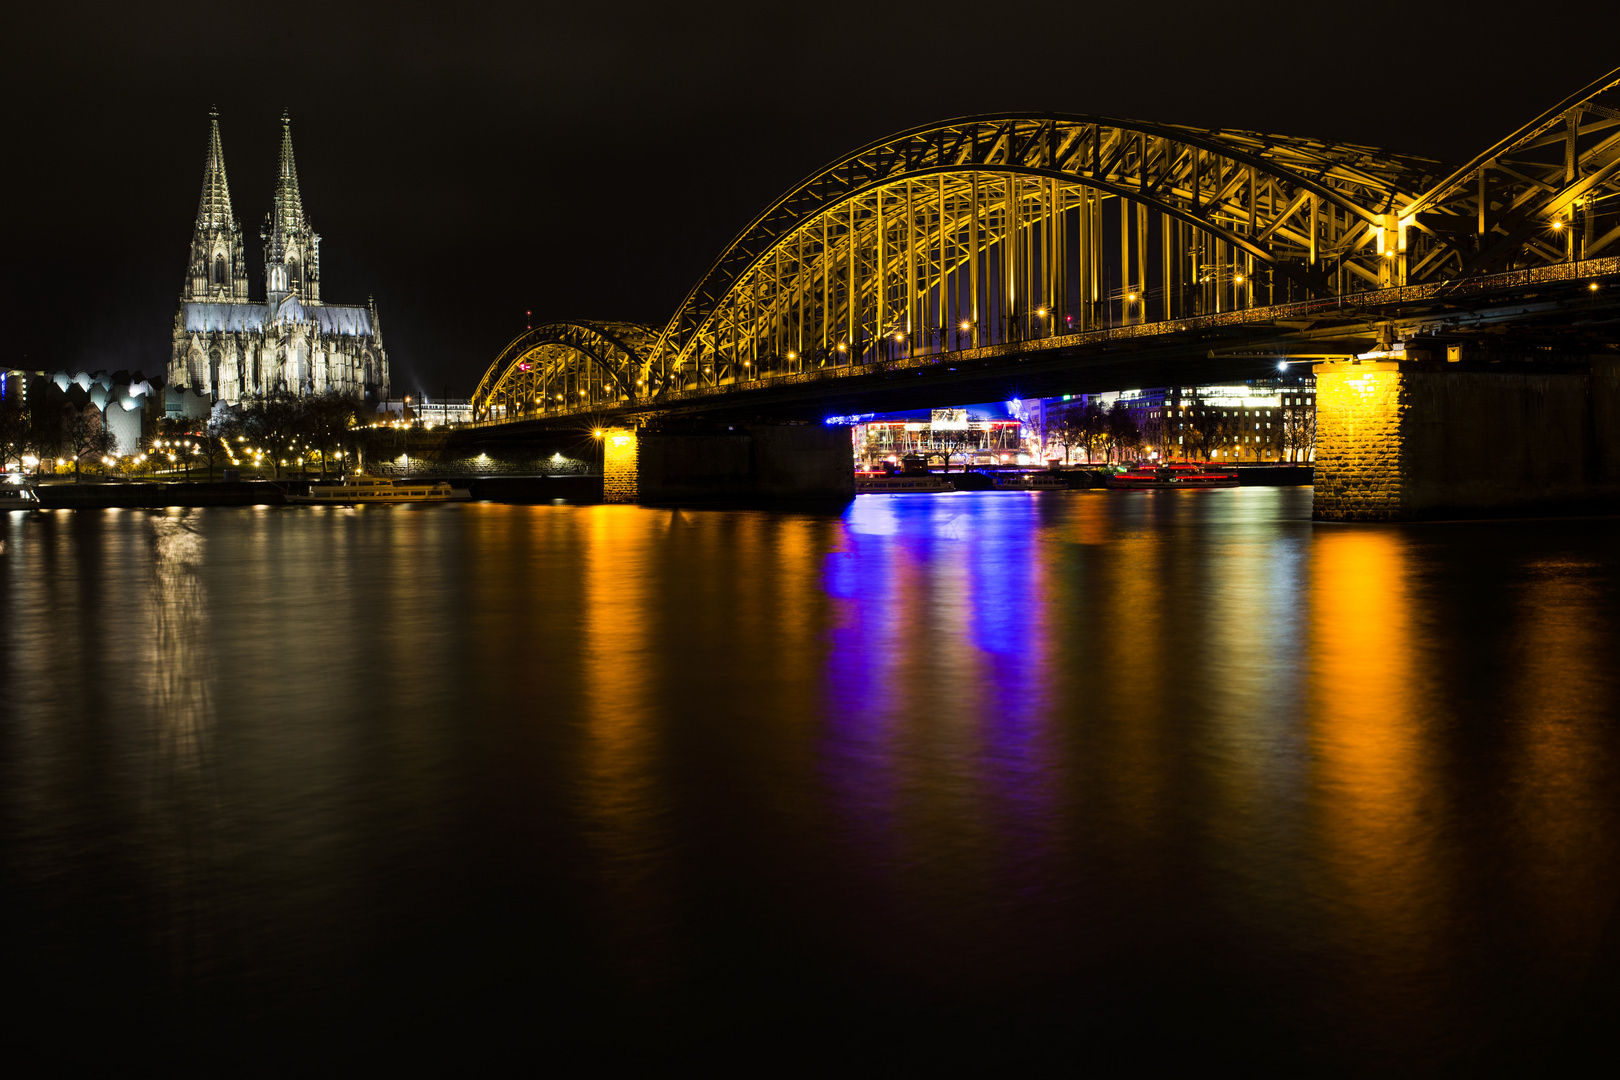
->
[472, 69, 1620, 423]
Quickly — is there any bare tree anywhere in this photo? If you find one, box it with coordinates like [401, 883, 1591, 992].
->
[303, 393, 365, 478]
[1283, 401, 1316, 462]
[63, 405, 117, 480]
[0, 391, 27, 471]
[241, 392, 303, 479]
[1046, 404, 1084, 464]
[1081, 400, 1109, 462]
[1106, 401, 1140, 463]
[1182, 397, 1235, 461]
[1139, 405, 1167, 461]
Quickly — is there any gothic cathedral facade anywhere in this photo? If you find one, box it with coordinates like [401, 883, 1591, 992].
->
[169, 110, 390, 404]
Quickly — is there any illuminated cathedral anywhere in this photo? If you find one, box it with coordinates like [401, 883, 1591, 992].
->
[169, 109, 390, 404]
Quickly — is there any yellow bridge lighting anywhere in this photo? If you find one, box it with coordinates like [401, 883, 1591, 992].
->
[467, 87, 1620, 424]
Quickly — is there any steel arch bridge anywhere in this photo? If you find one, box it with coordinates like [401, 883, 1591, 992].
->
[473, 68, 1620, 423]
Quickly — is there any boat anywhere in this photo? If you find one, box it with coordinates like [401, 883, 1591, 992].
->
[0, 483, 39, 508]
[992, 471, 1070, 491]
[288, 476, 472, 504]
[855, 474, 956, 494]
[1104, 462, 1240, 490]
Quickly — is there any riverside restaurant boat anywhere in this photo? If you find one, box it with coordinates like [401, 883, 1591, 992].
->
[1104, 462, 1240, 490]
[288, 476, 472, 505]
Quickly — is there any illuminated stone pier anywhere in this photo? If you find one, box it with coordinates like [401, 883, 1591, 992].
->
[1313, 357, 1620, 521]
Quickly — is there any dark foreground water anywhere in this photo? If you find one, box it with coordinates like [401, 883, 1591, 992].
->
[3, 490, 1619, 1071]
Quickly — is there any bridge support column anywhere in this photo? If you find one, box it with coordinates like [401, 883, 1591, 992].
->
[1312, 357, 1620, 521]
[603, 426, 641, 504]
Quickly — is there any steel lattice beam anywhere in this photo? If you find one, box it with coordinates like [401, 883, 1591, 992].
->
[470, 72, 1620, 424]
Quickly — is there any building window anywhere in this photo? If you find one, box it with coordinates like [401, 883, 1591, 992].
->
[213, 254, 226, 285]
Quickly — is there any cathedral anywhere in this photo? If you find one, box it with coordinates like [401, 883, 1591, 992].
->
[169, 109, 390, 404]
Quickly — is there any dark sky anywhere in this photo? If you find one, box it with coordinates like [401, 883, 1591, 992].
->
[5, 0, 1615, 397]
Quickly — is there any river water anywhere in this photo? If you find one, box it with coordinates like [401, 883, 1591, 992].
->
[3, 490, 1618, 1070]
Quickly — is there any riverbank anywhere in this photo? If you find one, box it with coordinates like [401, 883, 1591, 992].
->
[27, 474, 604, 509]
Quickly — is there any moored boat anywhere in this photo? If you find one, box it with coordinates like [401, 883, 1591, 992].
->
[288, 476, 471, 504]
[855, 474, 956, 494]
[1104, 462, 1240, 490]
[992, 471, 1070, 491]
[0, 483, 39, 508]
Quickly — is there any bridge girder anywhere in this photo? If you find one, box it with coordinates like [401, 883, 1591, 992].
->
[472, 320, 659, 422]
[644, 115, 1439, 394]
[471, 71, 1620, 426]
[1402, 69, 1620, 281]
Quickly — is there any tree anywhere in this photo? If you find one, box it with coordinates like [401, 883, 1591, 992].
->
[1182, 397, 1234, 461]
[1106, 401, 1140, 462]
[241, 392, 303, 478]
[201, 403, 243, 478]
[0, 391, 27, 471]
[1283, 401, 1316, 462]
[1080, 400, 1109, 463]
[1139, 405, 1167, 462]
[62, 405, 117, 480]
[302, 393, 364, 477]
[1046, 404, 1084, 464]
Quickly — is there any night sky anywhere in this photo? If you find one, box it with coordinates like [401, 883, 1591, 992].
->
[6, 0, 1614, 398]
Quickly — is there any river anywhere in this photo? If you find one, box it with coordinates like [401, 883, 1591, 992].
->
[3, 490, 1617, 1070]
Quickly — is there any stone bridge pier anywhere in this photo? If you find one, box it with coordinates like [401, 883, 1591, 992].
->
[1313, 355, 1620, 521]
[603, 422, 855, 505]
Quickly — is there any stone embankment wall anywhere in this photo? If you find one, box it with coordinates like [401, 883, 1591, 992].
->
[1313, 356, 1620, 521]
[358, 428, 596, 479]
[602, 423, 854, 504]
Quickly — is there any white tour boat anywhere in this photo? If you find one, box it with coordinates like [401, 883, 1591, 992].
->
[289, 476, 472, 505]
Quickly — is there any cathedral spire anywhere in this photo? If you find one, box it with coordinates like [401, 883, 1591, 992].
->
[184, 107, 245, 302]
[273, 109, 305, 230]
[263, 109, 320, 303]
[195, 106, 235, 230]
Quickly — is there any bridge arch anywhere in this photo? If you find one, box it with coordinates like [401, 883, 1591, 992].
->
[640, 113, 1439, 393]
[1401, 67, 1620, 280]
[472, 76, 1620, 423]
[471, 320, 659, 421]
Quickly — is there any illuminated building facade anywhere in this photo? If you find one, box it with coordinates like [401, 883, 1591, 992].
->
[1057, 376, 1317, 462]
[168, 110, 390, 407]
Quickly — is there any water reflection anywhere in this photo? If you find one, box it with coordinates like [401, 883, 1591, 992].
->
[1505, 557, 1614, 967]
[580, 506, 673, 988]
[1, 495, 1617, 1069]
[1307, 528, 1453, 1055]
[140, 511, 233, 995]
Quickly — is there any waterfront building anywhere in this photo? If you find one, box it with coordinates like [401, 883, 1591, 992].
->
[168, 110, 390, 408]
[1048, 376, 1316, 463]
